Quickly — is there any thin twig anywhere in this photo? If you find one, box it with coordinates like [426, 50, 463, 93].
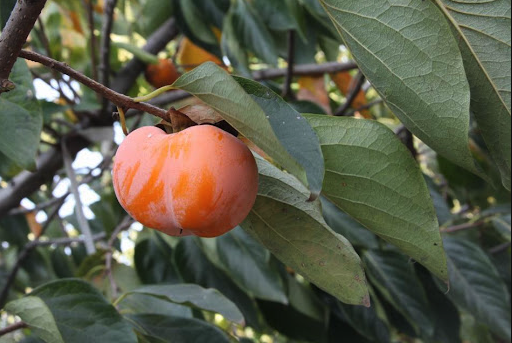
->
[335, 71, 366, 116]
[18, 50, 169, 121]
[105, 216, 134, 299]
[344, 98, 384, 116]
[489, 242, 511, 255]
[32, 232, 106, 248]
[99, 0, 117, 88]
[253, 61, 358, 80]
[0, 0, 48, 93]
[35, 18, 74, 104]
[80, 0, 99, 82]
[0, 321, 28, 337]
[62, 140, 96, 255]
[282, 30, 296, 99]
[441, 221, 486, 233]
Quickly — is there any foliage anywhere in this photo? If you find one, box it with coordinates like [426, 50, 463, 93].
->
[0, 0, 510, 342]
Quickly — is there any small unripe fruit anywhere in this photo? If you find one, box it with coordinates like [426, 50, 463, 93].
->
[112, 125, 259, 238]
[144, 59, 180, 89]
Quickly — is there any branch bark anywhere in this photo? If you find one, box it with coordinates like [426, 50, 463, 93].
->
[0, 0, 48, 93]
[253, 61, 358, 80]
[0, 322, 28, 337]
[18, 50, 169, 120]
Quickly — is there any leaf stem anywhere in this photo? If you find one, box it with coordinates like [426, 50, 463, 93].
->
[133, 85, 176, 103]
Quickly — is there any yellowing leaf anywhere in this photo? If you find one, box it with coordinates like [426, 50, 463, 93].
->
[298, 76, 331, 114]
[177, 38, 226, 72]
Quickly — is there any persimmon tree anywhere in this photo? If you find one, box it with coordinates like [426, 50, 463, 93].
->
[0, 0, 510, 342]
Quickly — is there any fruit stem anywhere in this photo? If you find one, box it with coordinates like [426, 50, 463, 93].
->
[117, 106, 129, 136]
[133, 85, 176, 102]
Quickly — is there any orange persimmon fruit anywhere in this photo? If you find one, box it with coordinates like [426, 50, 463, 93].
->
[144, 59, 181, 89]
[112, 125, 259, 238]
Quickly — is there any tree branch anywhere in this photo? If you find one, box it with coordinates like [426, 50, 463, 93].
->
[0, 321, 28, 337]
[80, 0, 99, 82]
[282, 30, 296, 99]
[62, 139, 96, 255]
[0, 0, 48, 93]
[110, 18, 178, 96]
[105, 216, 134, 299]
[99, 0, 117, 91]
[335, 71, 366, 116]
[18, 50, 169, 120]
[253, 61, 358, 80]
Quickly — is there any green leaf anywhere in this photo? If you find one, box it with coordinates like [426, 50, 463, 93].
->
[178, 0, 219, 46]
[127, 314, 230, 343]
[0, 59, 42, 170]
[216, 227, 288, 304]
[134, 234, 181, 285]
[120, 284, 244, 325]
[305, 114, 448, 281]
[439, 237, 512, 341]
[434, 0, 511, 191]
[6, 297, 64, 343]
[172, 63, 313, 195]
[253, 0, 306, 39]
[225, 0, 278, 65]
[137, 0, 174, 37]
[319, 0, 485, 179]
[118, 293, 192, 318]
[113, 42, 159, 65]
[0, 0, 15, 29]
[24, 279, 138, 343]
[234, 76, 325, 199]
[174, 237, 263, 330]
[493, 214, 511, 242]
[241, 156, 369, 306]
[363, 250, 435, 338]
[320, 197, 379, 250]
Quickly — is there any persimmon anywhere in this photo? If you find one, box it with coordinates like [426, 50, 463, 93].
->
[144, 59, 180, 89]
[112, 125, 259, 238]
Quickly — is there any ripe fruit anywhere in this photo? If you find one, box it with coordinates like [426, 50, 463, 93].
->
[112, 125, 259, 238]
[145, 59, 180, 89]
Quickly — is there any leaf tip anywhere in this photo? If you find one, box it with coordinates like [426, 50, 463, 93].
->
[362, 294, 371, 308]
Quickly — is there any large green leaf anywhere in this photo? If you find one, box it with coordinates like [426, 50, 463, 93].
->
[439, 0, 511, 190]
[216, 227, 288, 303]
[305, 114, 447, 281]
[120, 284, 244, 324]
[320, 197, 379, 250]
[319, 0, 484, 178]
[134, 234, 180, 285]
[6, 297, 64, 343]
[363, 250, 435, 338]
[0, 59, 42, 170]
[7, 279, 137, 343]
[173, 63, 316, 196]
[128, 314, 230, 343]
[241, 156, 369, 306]
[234, 76, 325, 199]
[173, 237, 262, 330]
[439, 237, 512, 341]
[223, 0, 278, 65]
